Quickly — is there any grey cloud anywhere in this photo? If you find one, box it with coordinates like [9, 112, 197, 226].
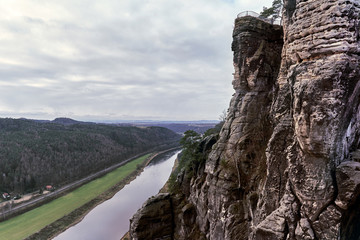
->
[0, 0, 272, 120]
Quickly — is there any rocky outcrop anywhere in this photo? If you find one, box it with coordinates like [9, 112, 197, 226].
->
[129, 0, 360, 239]
[130, 193, 173, 240]
[191, 16, 283, 239]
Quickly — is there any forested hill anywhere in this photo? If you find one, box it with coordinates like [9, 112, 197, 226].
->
[0, 118, 180, 194]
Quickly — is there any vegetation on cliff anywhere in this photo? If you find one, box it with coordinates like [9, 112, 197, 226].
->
[168, 121, 222, 193]
[0, 118, 180, 194]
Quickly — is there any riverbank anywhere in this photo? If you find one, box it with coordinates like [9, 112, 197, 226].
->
[0, 149, 178, 240]
[1, 141, 180, 223]
[27, 157, 150, 240]
[120, 154, 180, 240]
[31, 148, 180, 240]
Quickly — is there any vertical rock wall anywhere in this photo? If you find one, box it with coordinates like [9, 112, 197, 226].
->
[192, 16, 283, 239]
[252, 0, 360, 239]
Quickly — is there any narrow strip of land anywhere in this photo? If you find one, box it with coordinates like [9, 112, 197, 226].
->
[0, 153, 152, 240]
[1, 149, 158, 220]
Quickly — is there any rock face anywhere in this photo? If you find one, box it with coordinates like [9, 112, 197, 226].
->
[194, 16, 283, 239]
[129, 0, 360, 239]
[130, 193, 173, 240]
[252, 0, 360, 239]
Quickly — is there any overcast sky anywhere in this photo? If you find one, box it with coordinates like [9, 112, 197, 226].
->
[0, 0, 273, 121]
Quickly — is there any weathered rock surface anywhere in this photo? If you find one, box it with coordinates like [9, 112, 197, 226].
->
[195, 16, 283, 239]
[336, 161, 360, 210]
[130, 193, 173, 240]
[252, 0, 360, 239]
[129, 0, 360, 239]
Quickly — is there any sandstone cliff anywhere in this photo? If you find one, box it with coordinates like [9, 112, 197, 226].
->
[129, 0, 360, 239]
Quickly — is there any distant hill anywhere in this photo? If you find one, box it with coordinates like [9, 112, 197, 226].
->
[32, 118, 218, 134]
[0, 118, 180, 194]
[51, 117, 83, 125]
[31, 117, 92, 125]
[118, 121, 219, 134]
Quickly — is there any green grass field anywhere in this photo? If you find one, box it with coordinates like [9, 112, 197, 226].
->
[0, 154, 150, 240]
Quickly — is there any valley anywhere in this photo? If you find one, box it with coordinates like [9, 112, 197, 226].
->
[0, 118, 180, 195]
[0, 150, 178, 240]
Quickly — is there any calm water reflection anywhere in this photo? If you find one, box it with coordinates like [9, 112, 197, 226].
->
[53, 150, 180, 240]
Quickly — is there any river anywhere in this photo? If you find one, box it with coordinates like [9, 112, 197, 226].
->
[53, 150, 181, 240]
